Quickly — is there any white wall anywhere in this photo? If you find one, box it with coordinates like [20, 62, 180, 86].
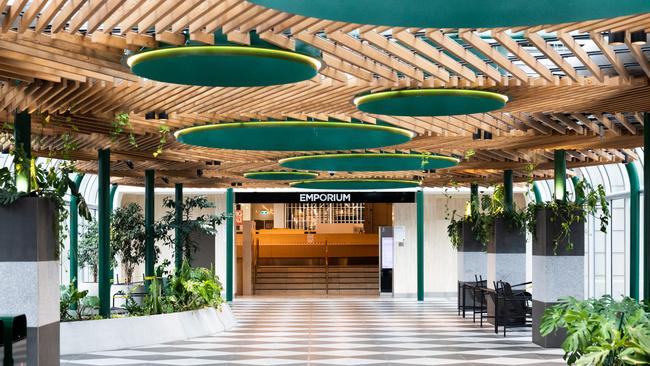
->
[392, 203, 417, 297]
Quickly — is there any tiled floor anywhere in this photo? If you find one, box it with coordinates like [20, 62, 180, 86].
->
[61, 297, 566, 365]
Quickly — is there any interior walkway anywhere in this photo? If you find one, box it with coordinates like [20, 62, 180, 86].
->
[61, 298, 565, 365]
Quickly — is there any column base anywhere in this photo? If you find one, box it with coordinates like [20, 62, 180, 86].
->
[532, 300, 566, 348]
[27, 322, 59, 366]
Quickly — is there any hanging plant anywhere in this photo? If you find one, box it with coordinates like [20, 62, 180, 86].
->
[526, 179, 609, 254]
[111, 112, 137, 147]
[153, 125, 170, 158]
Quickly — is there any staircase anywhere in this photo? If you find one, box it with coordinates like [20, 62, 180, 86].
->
[254, 265, 379, 296]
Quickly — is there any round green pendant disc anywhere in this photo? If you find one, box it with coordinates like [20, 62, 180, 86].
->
[249, 0, 650, 29]
[174, 122, 415, 151]
[290, 179, 421, 190]
[280, 153, 459, 172]
[354, 89, 508, 117]
[127, 46, 321, 87]
[244, 171, 318, 180]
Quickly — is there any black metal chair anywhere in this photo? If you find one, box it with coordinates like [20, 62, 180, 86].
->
[482, 281, 532, 336]
[458, 275, 487, 320]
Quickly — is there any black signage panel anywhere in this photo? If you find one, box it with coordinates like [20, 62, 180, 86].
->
[235, 191, 416, 203]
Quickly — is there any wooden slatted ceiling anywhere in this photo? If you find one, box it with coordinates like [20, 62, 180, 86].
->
[0, 0, 647, 187]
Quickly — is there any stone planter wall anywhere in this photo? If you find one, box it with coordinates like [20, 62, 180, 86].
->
[60, 304, 237, 355]
[457, 221, 487, 283]
[0, 197, 59, 365]
[532, 207, 584, 348]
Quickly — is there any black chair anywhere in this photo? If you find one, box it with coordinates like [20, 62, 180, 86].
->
[482, 281, 532, 336]
[458, 275, 487, 319]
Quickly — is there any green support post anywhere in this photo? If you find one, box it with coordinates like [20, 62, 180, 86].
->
[571, 176, 585, 204]
[13, 110, 31, 193]
[226, 188, 234, 302]
[69, 174, 84, 289]
[97, 149, 111, 318]
[470, 183, 479, 216]
[554, 150, 567, 201]
[626, 163, 640, 300]
[532, 182, 542, 204]
[144, 170, 155, 291]
[174, 183, 183, 273]
[416, 189, 424, 301]
[643, 112, 650, 300]
[504, 170, 513, 212]
[109, 184, 118, 282]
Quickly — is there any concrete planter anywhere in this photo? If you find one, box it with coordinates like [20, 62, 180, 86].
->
[487, 217, 527, 287]
[60, 304, 237, 355]
[457, 221, 487, 283]
[0, 197, 60, 365]
[532, 207, 584, 348]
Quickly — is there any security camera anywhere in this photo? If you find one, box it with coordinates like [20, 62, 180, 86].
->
[328, 171, 335, 177]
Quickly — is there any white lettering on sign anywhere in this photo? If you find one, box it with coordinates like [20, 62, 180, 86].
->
[299, 193, 351, 202]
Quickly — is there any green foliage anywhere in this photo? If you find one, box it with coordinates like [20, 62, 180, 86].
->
[153, 125, 171, 158]
[157, 196, 225, 262]
[79, 220, 117, 282]
[59, 283, 89, 321]
[111, 203, 160, 283]
[124, 261, 224, 317]
[111, 112, 137, 147]
[525, 179, 610, 254]
[540, 295, 650, 366]
[0, 148, 91, 258]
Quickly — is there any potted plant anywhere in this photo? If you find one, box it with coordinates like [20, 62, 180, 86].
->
[111, 202, 153, 286]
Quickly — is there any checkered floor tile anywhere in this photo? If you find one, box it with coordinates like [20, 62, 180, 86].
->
[61, 298, 566, 365]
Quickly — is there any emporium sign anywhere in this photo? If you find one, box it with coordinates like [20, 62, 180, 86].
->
[235, 191, 416, 204]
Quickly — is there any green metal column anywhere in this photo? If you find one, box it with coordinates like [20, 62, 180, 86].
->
[144, 170, 155, 291]
[109, 184, 118, 282]
[554, 150, 567, 201]
[626, 163, 640, 299]
[416, 189, 424, 301]
[504, 170, 513, 212]
[13, 110, 31, 193]
[532, 182, 542, 204]
[69, 174, 84, 288]
[174, 183, 183, 272]
[97, 149, 111, 318]
[643, 112, 650, 300]
[226, 188, 234, 302]
[470, 183, 479, 216]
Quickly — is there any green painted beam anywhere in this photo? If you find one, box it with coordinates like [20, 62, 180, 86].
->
[175, 183, 183, 273]
[643, 112, 650, 300]
[626, 162, 640, 300]
[97, 149, 111, 318]
[13, 110, 31, 193]
[470, 183, 479, 216]
[416, 189, 424, 301]
[504, 170, 513, 212]
[226, 188, 234, 302]
[144, 170, 155, 291]
[69, 173, 84, 289]
[554, 150, 567, 201]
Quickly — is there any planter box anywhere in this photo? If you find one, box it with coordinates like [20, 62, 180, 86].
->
[457, 221, 487, 283]
[0, 197, 60, 365]
[61, 304, 237, 355]
[532, 207, 584, 348]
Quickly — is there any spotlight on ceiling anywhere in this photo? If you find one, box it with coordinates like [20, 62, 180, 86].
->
[483, 131, 493, 140]
[125, 160, 134, 169]
[145, 111, 155, 120]
[158, 111, 169, 120]
[631, 30, 647, 45]
[608, 31, 626, 45]
[197, 169, 203, 177]
[161, 177, 170, 184]
[472, 129, 482, 140]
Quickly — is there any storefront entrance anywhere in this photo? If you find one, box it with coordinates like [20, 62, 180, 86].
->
[234, 191, 414, 296]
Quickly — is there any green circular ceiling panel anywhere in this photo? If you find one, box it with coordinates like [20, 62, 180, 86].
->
[174, 121, 415, 151]
[127, 46, 322, 87]
[248, 0, 650, 29]
[290, 179, 421, 190]
[354, 89, 508, 117]
[279, 153, 459, 172]
[244, 171, 318, 180]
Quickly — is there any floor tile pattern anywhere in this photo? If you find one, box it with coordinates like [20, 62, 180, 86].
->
[61, 298, 566, 365]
